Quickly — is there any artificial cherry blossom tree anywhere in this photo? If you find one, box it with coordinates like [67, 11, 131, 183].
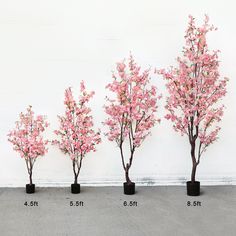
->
[53, 81, 101, 189]
[158, 15, 228, 185]
[104, 55, 161, 192]
[8, 105, 49, 188]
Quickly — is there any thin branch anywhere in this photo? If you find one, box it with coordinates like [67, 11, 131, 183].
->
[197, 142, 202, 164]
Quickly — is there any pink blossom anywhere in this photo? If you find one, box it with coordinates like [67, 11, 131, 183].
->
[117, 62, 126, 72]
[157, 15, 228, 182]
[104, 54, 161, 183]
[8, 106, 49, 184]
[8, 106, 49, 160]
[53, 83, 101, 184]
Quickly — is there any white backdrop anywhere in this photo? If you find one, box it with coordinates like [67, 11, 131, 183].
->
[0, 0, 235, 187]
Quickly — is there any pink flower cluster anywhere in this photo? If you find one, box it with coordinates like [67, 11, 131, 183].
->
[8, 106, 49, 159]
[158, 15, 228, 153]
[104, 54, 161, 148]
[52, 81, 101, 160]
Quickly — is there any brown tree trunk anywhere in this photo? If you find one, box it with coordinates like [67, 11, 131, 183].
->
[74, 175, 78, 184]
[29, 159, 33, 185]
[72, 160, 78, 184]
[190, 141, 198, 183]
[29, 170, 33, 185]
[125, 166, 131, 184]
[73, 156, 83, 184]
[191, 163, 197, 182]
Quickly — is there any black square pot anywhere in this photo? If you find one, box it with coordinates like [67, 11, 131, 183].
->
[26, 184, 35, 194]
[123, 182, 135, 195]
[71, 183, 80, 194]
[187, 181, 200, 196]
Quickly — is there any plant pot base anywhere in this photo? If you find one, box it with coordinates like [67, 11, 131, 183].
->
[123, 182, 135, 195]
[71, 183, 80, 194]
[187, 181, 200, 196]
[26, 184, 35, 194]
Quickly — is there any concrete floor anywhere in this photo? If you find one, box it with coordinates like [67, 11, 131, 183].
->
[0, 186, 235, 236]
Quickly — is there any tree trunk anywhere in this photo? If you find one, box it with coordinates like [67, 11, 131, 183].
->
[72, 160, 78, 184]
[29, 170, 33, 185]
[191, 163, 197, 182]
[190, 141, 197, 183]
[74, 175, 78, 184]
[29, 159, 33, 185]
[125, 168, 131, 184]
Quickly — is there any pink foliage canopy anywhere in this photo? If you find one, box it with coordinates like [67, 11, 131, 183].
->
[104, 55, 161, 148]
[53, 81, 101, 160]
[158, 15, 228, 155]
[8, 105, 49, 159]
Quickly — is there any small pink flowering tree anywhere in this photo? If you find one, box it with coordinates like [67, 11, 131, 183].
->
[158, 15, 228, 183]
[8, 106, 49, 185]
[104, 55, 161, 185]
[53, 81, 101, 185]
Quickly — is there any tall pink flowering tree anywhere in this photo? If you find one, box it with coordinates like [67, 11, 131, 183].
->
[158, 15, 228, 183]
[8, 106, 49, 185]
[53, 81, 101, 185]
[104, 55, 161, 185]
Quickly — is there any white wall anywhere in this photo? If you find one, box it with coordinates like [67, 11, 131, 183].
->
[0, 0, 235, 187]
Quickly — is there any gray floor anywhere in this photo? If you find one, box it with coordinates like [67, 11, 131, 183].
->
[0, 186, 235, 236]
